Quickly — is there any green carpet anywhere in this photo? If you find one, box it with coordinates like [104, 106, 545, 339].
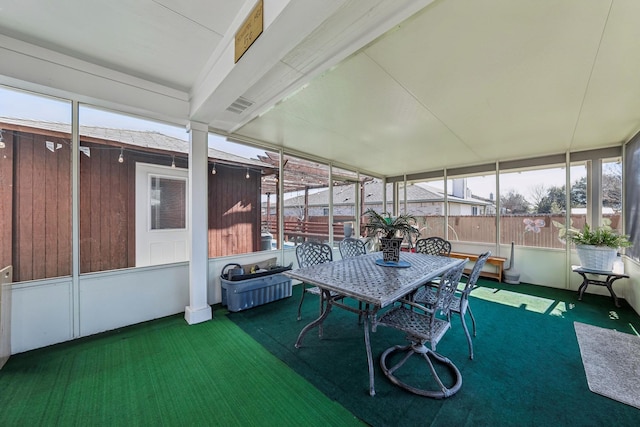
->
[229, 280, 640, 426]
[0, 311, 363, 426]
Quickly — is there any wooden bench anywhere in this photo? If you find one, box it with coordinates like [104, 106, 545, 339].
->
[449, 251, 507, 282]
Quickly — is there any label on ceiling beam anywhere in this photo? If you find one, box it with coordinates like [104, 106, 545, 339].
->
[235, 0, 264, 63]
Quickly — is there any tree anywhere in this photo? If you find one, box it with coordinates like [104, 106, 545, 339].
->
[536, 185, 566, 214]
[529, 183, 547, 212]
[566, 165, 621, 211]
[501, 190, 530, 214]
[571, 177, 587, 208]
[603, 163, 622, 210]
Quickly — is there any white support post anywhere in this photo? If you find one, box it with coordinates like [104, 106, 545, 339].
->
[71, 100, 81, 337]
[589, 158, 603, 228]
[329, 165, 334, 245]
[185, 121, 212, 325]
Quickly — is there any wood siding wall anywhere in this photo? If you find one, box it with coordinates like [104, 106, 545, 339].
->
[0, 134, 13, 275]
[208, 164, 261, 257]
[1, 129, 263, 282]
[2, 132, 72, 282]
[79, 141, 134, 273]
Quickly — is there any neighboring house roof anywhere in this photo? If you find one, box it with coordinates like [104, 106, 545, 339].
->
[0, 117, 270, 169]
[282, 180, 492, 208]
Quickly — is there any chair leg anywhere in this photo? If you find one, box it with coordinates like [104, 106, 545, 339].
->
[297, 284, 306, 321]
[468, 305, 477, 336]
[297, 284, 325, 337]
[380, 343, 462, 398]
[459, 312, 473, 360]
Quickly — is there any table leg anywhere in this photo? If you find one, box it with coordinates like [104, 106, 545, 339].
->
[363, 313, 375, 396]
[295, 289, 333, 348]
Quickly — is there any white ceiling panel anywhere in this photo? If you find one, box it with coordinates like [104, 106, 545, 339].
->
[152, 0, 242, 35]
[0, 0, 246, 90]
[365, 0, 612, 161]
[572, 0, 640, 149]
[236, 52, 479, 175]
[235, 0, 640, 176]
[2, 0, 640, 178]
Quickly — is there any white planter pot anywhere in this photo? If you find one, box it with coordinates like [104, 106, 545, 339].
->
[576, 245, 617, 271]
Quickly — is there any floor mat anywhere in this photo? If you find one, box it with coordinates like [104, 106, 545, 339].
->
[574, 321, 640, 410]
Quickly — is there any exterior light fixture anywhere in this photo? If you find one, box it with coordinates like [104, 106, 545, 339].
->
[171, 155, 176, 168]
[246, 168, 250, 179]
[118, 148, 124, 163]
[211, 163, 216, 175]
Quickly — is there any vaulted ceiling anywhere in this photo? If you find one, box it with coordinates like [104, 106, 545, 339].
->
[1, 0, 639, 178]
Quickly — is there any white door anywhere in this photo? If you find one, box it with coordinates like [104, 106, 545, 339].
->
[135, 163, 190, 267]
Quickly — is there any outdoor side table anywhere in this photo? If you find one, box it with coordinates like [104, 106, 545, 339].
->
[572, 265, 629, 308]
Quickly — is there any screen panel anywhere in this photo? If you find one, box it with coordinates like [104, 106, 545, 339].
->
[624, 135, 640, 261]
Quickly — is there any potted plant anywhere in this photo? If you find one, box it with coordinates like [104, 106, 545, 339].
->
[567, 224, 632, 271]
[363, 209, 418, 263]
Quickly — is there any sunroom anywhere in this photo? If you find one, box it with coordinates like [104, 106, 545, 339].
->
[1, 1, 640, 423]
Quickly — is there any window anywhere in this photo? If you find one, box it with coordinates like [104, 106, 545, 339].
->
[624, 136, 640, 261]
[0, 86, 72, 282]
[150, 176, 186, 230]
[257, 148, 280, 251]
[208, 136, 277, 255]
[499, 165, 575, 248]
[360, 177, 390, 214]
[332, 166, 359, 245]
[602, 159, 622, 234]
[385, 181, 395, 214]
[404, 179, 447, 240]
[79, 104, 186, 271]
[567, 162, 588, 246]
[448, 174, 496, 244]
[282, 155, 330, 245]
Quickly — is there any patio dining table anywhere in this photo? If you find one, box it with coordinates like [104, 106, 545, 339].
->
[284, 251, 464, 396]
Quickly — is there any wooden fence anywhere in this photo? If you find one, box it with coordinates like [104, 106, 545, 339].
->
[264, 216, 357, 244]
[264, 213, 622, 249]
[445, 214, 619, 248]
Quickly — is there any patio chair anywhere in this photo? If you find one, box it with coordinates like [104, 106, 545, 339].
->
[376, 260, 467, 398]
[338, 238, 367, 322]
[414, 237, 452, 289]
[415, 237, 452, 256]
[338, 238, 367, 259]
[296, 242, 342, 336]
[413, 251, 491, 360]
